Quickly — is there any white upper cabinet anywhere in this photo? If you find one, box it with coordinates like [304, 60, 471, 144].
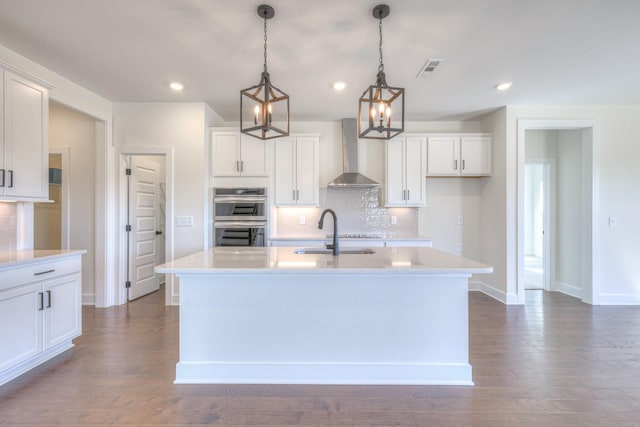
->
[211, 129, 267, 177]
[273, 136, 319, 206]
[0, 68, 50, 201]
[385, 136, 426, 207]
[427, 136, 492, 176]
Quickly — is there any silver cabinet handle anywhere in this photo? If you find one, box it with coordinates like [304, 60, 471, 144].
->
[34, 269, 55, 276]
[0, 169, 4, 187]
[407, 190, 410, 200]
[462, 159, 466, 170]
[296, 190, 300, 200]
[46, 290, 51, 308]
[293, 190, 296, 201]
[8, 170, 13, 188]
[454, 159, 458, 170]
[240, 161, 244, 172]
[236, 161, 240, 172]
[38, 292, 44, 311]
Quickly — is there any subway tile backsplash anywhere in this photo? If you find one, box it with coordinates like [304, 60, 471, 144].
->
[275, 188, 418, 237]
[0, 203, 17, 251]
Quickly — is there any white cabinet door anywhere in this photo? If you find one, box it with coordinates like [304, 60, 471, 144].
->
[2, 70, 48, 199]
[295, 137, 318, 206]
[239, 134, 267, 176]
[0, 70, 3, 178]
[273, 136, 319, 206]
[211, 130, 267, 177]
[427, 137, 460, 176]
[43, 273, 81, 350]
[404, 137, 426, 205]
[461, 137, 492, 176]
[385, 137, 425, 206]
[211, 131, 241, 176]
[385, 138, 405, 206]
[274, 138, 296, 205]
[0, 283, 43, 373]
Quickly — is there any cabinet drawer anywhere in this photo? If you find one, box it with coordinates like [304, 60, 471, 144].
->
[0, 256, 82, 292]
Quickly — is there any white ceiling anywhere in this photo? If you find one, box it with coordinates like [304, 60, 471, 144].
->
[1, 0, 639, 121]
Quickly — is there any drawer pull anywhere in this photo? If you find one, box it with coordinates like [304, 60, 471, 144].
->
[34, 269, 55, 276]
[38, 292, 44, 311]
[46, 290, 52, 308]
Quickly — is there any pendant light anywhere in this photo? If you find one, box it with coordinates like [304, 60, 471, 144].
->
[358, 4, 405, 140]
[240, 4, 290, 140]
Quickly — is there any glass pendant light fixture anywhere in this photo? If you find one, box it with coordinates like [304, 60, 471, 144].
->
[240, 4, 290, 140]
[358, 4, 405, 140]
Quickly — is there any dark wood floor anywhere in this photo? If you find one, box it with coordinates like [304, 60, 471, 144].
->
[1, 290, 640, 426]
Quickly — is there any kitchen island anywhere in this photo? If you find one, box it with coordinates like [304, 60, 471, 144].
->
[156, 246, 492, 385]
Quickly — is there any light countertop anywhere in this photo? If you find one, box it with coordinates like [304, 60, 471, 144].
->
[0, 249, 86, 269]
[156, 247, 492, 275]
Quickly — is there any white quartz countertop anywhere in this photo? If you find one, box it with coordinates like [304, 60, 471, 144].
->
[156, 247, 492, 275]
[0, 249, 87, 269]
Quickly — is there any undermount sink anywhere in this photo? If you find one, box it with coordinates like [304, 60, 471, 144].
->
[294, 248, 376, 255]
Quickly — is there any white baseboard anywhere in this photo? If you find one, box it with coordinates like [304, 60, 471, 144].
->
[82, 293, 95, 305]
[552, 281, 583, 299]
[175, 361, 474, 386]
[596, 293, 640, 305]
[469, 281, 520, 305]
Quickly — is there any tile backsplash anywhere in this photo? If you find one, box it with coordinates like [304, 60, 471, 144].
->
[0, 203, 17, 251]
[275, 188, 418, 237]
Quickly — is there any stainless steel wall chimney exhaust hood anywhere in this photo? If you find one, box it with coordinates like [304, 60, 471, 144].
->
[327, 119, 379, 187]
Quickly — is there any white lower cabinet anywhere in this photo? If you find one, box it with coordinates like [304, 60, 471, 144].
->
[0, 255, 82, 386]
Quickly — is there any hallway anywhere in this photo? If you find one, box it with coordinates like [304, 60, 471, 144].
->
[1, 290, 640, 426]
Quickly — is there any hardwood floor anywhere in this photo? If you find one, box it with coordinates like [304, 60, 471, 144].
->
[1, 289, 640, 426]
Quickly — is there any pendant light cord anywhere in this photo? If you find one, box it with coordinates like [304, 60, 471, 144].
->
[378, 16, 384, 73]
[263, 15, 268, 73]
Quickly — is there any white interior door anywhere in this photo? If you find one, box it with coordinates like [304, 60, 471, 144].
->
[128, 157, 161, 300]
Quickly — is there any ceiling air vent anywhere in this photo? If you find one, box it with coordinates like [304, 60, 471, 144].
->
[416, 58, 444, 78]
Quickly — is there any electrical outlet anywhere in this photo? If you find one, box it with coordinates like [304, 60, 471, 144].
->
[457, 216, 463, 225]
[391, 216, 398, 225]
[176, 216, 193, 227]
[299, 215, 306, 225]
[608, 216, 617, 228]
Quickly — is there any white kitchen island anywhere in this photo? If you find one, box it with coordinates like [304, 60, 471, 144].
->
[156, 246, 492, 385]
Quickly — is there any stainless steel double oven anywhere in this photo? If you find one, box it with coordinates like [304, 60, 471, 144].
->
[212, 188, 267, 247]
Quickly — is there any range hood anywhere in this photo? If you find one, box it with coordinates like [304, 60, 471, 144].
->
[327, 119, 379, 187]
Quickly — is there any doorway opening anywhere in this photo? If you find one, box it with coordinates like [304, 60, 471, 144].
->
[124, 155, 167, 301]
[517, 120, 598, 305]
[524, 162, 552, 291]
[35, 150, 70, 250]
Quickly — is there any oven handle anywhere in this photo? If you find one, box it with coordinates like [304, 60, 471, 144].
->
[214, 221, 266, 229]
[214, 196, 267, 203]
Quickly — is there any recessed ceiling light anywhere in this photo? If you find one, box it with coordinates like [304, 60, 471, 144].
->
[495, 82, 513, 91]
[333, 81, 347, 91]
[169, 82, 184, 91]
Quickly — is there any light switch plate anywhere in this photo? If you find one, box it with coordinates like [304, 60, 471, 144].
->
[176, 216, 194, 227]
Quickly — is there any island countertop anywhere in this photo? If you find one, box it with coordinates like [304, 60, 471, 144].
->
[155, 246, 492, 275]
[0, 249, 87, 269]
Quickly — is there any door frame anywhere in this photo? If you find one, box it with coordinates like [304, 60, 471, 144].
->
[116, 147, 174, 306]
[517, 119, 599, 304]
[524, 159, 554, 291]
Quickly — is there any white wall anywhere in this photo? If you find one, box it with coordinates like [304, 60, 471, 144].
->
[493, 106, 640, 304]
[113, 102, 210, 304]
[478, 108, 513, 302]
[47, 102, 97, 302]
